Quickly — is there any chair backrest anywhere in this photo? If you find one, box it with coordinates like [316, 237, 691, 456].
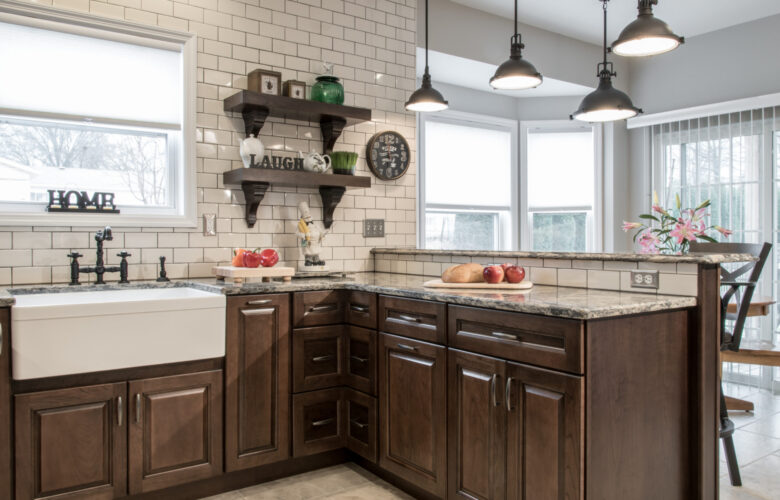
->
[688, 241, 773, 351]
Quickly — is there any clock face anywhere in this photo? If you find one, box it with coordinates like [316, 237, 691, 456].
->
[367, 131, 410, 181]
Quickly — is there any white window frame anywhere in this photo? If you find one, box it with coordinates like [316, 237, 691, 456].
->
[0, 0, 197, 227]
[520, 120, 604, 252]
[417, 110, 519, 250]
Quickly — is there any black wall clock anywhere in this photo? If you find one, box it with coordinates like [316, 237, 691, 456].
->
[366, 131, 410, 181]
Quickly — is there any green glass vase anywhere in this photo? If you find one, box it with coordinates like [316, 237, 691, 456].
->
[311, 75, 344, 105]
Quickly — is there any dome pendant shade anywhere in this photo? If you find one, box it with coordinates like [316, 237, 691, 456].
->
[490, 38, 542, 90]
[612, 1, 684, 57]
[405, 71, 449, 112]
[571, 71, 642, 122]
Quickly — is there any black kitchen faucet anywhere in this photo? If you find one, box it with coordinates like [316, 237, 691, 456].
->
[67, 226, 130, 285]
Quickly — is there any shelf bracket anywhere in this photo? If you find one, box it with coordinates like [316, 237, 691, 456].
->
[319, 186, 346, 229]
[240, 182, 270, 228]
[242, 106, 270, 137]
[320, 116, 347, 154]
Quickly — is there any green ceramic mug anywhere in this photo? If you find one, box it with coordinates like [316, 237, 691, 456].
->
[330, 152, 358, 175]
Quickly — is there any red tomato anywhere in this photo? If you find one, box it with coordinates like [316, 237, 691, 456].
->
[242, 251, 262, 268]
[259, 249, 279, 267]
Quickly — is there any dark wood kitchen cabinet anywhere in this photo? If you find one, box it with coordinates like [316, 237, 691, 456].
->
[378, 332, 447, 498]
[225, 294, 291, 472]
[292, 325, 346, 392]
[292, 388, 345, 457]
[448, 348, 582, 500]
[346, 325, 376, 395]
[128, 370, 223, 495]
[0, 308, 11, 500]
[15, 382, 127, 500]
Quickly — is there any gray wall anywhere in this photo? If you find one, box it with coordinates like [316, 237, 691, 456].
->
[434, 82, 519, 120]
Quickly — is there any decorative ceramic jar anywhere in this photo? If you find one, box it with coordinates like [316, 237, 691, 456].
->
[240, 134, 264, 168]
[311, 75, 344, 105]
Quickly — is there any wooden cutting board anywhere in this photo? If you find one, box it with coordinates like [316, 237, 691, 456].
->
[423, 279, 533, 290]
[213, 265, 295, 284]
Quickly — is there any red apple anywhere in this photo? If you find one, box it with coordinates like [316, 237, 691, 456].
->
[499, 262, 513, 280]
[505, 265, 526, 283]
[259, 248, 279, 267]
[242, 251, 262, 268]
[483, 265, 505, 284]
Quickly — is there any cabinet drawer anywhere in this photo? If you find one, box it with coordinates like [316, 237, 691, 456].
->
[346, 326, 377, 395]
[292, 325, 345, 393]
[378, 295, 447, 344]
[344, 388, 377, 463]
[345, 290, 377, 329]
[294, 290, 345, 327]
[448, 305, 584, 374]
[292, 388, 344, 457]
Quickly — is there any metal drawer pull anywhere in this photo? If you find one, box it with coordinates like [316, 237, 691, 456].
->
[312, 355, 335, 363]
[311, 417, 335, 427]
[350, 355, 368, 363]
[398, 314, 422, 323]
[117, 396, 123, 427]
[491, 374, 499, 407]
[135, 394, 142, 423]
[247, 299, 272, 305]
[492, 331, 518, 341]
[350, 419, 368, 429]
[309, 305, 335, 312]
[397, 343, 417, 352]
[505, 377, 514, 411]
[350, 304, 369, 313]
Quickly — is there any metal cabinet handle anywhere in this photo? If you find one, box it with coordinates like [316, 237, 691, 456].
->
[247, 299, 271, 305]
[311, 417, 335, 427]
[309, 305, 335, 312]
[350, 419, 368, 429]
[397, 343, 417, 352]
[135, 394, 142, 423]
[492, 331, 518, 341]
[505, 377, 514, 411]
[350, 355, 368, 363]
[350, 304, 369, 313]
[312, 355, 334, 363]
[398, 314, 422, 323]
[491, 374, 499, 407]
[117, 396, 123, 427]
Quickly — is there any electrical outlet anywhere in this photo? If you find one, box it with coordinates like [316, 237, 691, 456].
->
[363, 219, 385, 238]
[203, 214, 216, 236]
[630, 270, 659, 289]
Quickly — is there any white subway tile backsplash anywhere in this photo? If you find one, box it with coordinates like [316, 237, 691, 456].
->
[658, 273, 698, 296]
[558, 269, 587, 288]
[587, 270, 620, 291]
[530, 267, 556, 286]
[604, 261, 638, 271]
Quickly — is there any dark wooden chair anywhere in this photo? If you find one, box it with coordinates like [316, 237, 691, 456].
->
[689, 241, 773, 487]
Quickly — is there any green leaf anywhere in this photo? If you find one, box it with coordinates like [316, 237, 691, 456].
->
[695, 199, 711, 210]
[697, 234, 718, 243]
[639, 214, 660, 222]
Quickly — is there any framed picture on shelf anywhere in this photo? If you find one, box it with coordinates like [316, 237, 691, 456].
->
[248, 69, 282, 96]
[283, 80, 306, 99]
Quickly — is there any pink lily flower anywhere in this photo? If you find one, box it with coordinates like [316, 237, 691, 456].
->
[652, 204, 669, 216]
[637, 231, 660, 254]
[670, 219, 698, 244]
[714, 225, 733, 238]
[622, 221, 642, 232]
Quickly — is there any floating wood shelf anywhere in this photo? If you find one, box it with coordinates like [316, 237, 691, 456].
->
[223, 168, 371, 229]
[223, 90, 372, 154]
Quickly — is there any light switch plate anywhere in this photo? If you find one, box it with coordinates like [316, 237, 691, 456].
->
[203, 213, 216, 236]
[363, 219, 385, 238]
[630, 270, 659, 289]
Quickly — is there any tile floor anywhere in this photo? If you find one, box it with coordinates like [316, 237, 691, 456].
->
[204, 385, 780, 500]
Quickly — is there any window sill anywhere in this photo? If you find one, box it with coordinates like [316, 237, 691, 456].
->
[0, 210, 197, 228]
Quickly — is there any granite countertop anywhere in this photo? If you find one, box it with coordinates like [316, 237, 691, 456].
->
[371, 248, 757, 265]
[0, 273, 697, 320]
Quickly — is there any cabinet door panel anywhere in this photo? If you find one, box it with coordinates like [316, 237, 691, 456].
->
[294, 290, 346, 327]
[292, 388, 344, 457]
[128, 370, 223, 495]
[292, 325, 345, 392]
[226, 294, 291, 471]
[378, 333, 447, 497]
[346, 325, 376, 395]
[345, 291, 377, 329]
[506, 362, 582, 500]
[0, 309, 11, 500]
[447, 349, 506, 500]
[344, 388, 377, 462]
[15, 383, 126, 500]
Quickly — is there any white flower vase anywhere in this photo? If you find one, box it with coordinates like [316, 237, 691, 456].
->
[240, 134, 264, 168]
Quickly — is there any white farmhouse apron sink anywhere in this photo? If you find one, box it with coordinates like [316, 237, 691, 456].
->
[10, 287, 226, 380]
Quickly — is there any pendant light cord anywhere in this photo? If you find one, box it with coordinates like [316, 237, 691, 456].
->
[602, 0, 608, 66]
[424, 0, 429, 73]
[515, 0, 518, 36]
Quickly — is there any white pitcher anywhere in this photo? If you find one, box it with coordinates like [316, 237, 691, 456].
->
[240, 134, 264, 168]
[298, 151, 331, 173]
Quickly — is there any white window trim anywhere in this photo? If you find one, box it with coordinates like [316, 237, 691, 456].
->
[520, 120, 604, 252]
[0, 0, 197, 227]
[417, 109, 519, 250]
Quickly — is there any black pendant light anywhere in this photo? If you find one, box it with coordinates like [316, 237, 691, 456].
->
[612, 0, 684, 57]
[406, 0, 448, 112]
[571, 0, 642, 122]
[490, 0, 542, 90]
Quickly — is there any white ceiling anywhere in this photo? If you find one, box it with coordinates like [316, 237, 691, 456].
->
[417, 48, 593, 98]
[451, 0, 780, 45]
